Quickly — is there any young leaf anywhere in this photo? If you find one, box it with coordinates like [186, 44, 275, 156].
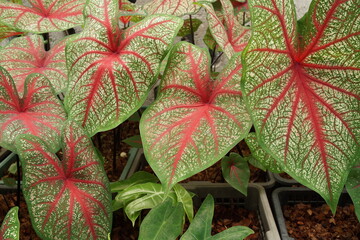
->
[0, 35, 68, 95]
[0, 207, 20, 240]
[210, 226, 253, 240]
[245, 132, 282, 173]
[140, 42, 251, 189]
[0, 69, 65, 153]
[65, 0, 183, 136]
[221, 152, 249, 195]
[143, 0, 201, 16]
[138, 199, 184, 240]
[242, 0, 360, 211]
[0, 0, 85, 33]
[346, 160, 360, 221]
[173, 184, 194, 222]
[110, 171, 158, 193]
[15, 120, 112, 240]
[122, 135, 142, 148]
[202, 0, 251, 58]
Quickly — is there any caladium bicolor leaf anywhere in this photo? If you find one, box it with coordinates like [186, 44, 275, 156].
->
[181, 195, 253, 240]
[15, 120, 112, 240]
[0, 24, 23, 41]
[122, 135, 142, 148]
[346, 160, 360, 221]
[245, 132, 282, 173]
[140, 42, 251, 189]
[0, 0, 85, 33]
[65, 0, 183, 137]
[242, 0, 360, 211]
[143, 0, 201, 16]
[0, 69, 65, 153]
[0, 207, 20, 240]
[138, 199, 184, 240]
[202, 0, 250, 58]
[177, 18, 202, 37]
[221, 152, 249, 195]
[0, 35, 68, 95]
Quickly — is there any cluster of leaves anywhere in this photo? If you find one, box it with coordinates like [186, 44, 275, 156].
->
[0, 0, 359, 239]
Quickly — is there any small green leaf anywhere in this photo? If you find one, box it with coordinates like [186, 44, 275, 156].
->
[221, 153, 249, 196]
[178, 18, 202, 37]
[2, 177, 16, 187]
[7, 162, 17, 174]
[138, 199, 184, 240]
[0, 206, 20, 240]
[210, 226, 253, 240]
[173, 184, 194, 222]
[111, 171, 158, 193]
[245, 155, 266, 172]
[122, 135, 143, 148]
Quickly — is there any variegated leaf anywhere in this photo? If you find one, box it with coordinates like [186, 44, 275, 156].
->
[202, 0, 250, 58]
[0, 35, 68, 95]
[242, 0, 360, 211]
[0, 68, 65, 153]
[65, 0, 183, 136]
[16, 120, 112, 240]
[0, 24, 23, 42]
[143, 0, 201, 16]
[0, 0, 85, 33]
[0, 207, 20, 240]
[140, 42, 251, 189]
[346, 159, 360, 221]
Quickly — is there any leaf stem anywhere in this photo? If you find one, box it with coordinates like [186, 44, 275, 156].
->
[66, 28, 76, 35]
[16, 154, 20, 207]
[189, 15, 195, 45]
[42, 33, 50, 51]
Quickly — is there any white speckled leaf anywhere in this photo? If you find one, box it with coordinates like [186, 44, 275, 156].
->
[143, 0, 200, 16]
[140, 42, 251, 189]
[0, 24, 23, 42]
[65, 0, 183, 136]
[0, 68, 65, 153]
[16, 121, 112, 240]
[242, 0, 360, 211]
[0, 0, 85, 33]
[0, 35, 68, 95]
[203, 0, 250, 58]
[0, 207, 20, 240]
[346, 160, 360, 221]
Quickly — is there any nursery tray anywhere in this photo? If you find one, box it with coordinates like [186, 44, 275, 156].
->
[128, 149, 276, 189]
[273, 173, 300, 186]
[272, 187, 355, 240]
[182, 182, 281, 240]
[0, 152, 18, 184]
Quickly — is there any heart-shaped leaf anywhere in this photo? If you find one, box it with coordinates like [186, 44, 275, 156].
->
[0, 0, 85, 33]
[140, 42, 251, 189]
[346, 159, 360, 221]
[138, 199, 184, 240]
[221, 152, 249, 195]
[0, 69, 65, 153]
[0, 35, 68, 95]
[65, 0, 183, 137]
[0, 207, 20, 240]
[143, 0, 201, 16]
[242, 0, 360, 211]
[202, 0, 250, 58]
[16, 120, 112, 240]
[122, 135, 142, 148]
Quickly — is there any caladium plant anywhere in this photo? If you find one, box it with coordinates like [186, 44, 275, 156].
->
[346, 160, 360, 221]
[242, 0, 359, 211]
[142, 0, 201, 16]
[0, 207, 20, 240]
[65, 0, 183, 136]
[0, 35, 68, 95]
[141, 42, 251, 189]
[0, 0, 86, 33]
[0, 68, 66, 153]
[16, 120, 112, 240]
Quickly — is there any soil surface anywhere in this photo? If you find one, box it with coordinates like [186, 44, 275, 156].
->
[284, 203, 360, 240]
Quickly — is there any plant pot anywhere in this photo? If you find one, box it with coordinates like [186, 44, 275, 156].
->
[0, 152, 20, 188]
[273, 173, 300, 186]
[128, 149, 276, 188]
[182, 182, 281, 240]
[272, 187, 360, 240]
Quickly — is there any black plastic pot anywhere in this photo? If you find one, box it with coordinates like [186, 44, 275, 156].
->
[273, 173, 300, 186]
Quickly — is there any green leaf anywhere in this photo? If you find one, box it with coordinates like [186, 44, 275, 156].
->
[181, 195, 214, 240]
[111, 171, 158, 193]
[178, 18, 202, 37]
[245, 132, 282, 173]
[221, 153, 249, 196]
[143, 0, 201, 16]
[138, 199, 184, 240]
[346, 159, 360, 221]
[65, 0, 183, 136]
[7, 162, 17, 174]
[140, 42, 251, 190]
[16, 120, 112, 240]
[0, 207, 20, 240]
[242, 0, 359, 212]
[203, 28, 218, 51]
[122, 135, 143, 148]
[2, 176, 16, 187]
[210, 226, 253, 240]
[173, 184, 194, 222]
